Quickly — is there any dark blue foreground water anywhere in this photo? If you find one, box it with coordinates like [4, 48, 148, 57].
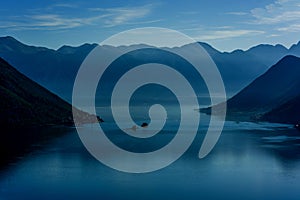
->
[0, 116, 300, 200]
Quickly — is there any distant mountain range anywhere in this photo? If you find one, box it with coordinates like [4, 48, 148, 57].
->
[1, 36, 300, 102]
[199, 42, 299, 95]
[0, 36, 97, 101]
[202, 55, 300, 124]
[0, 57, 96, 127]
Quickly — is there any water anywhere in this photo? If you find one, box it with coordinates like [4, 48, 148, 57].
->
[0, 113, 300, 200]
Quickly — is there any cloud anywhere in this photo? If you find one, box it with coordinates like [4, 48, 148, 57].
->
[250, 0, 300, 24]
[266, 34, 281, 37]
[194, 29, 265, 41]
[49, 3, 78, 9]
[0, 4, 155, 31]
[101, 5, 152, 27]
[226, 12, 248, 16]
[278, 24, 300, 32]
[0, 14, 107, 31]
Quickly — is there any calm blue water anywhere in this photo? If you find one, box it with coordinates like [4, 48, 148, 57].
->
[0, 113, 300, 200]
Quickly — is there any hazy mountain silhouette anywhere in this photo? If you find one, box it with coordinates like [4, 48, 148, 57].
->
[0, 36, 97, 101]
[1, 36, 300, 102]
[289, 41, 300, 55]
[199, 43, 269, 95]
[245, 44, 289, 66]
[0, 57, 96, 127]
[202, 55, 300, 123]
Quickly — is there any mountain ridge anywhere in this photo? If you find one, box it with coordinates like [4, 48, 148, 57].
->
[0, 57, 97, 127]
[201, 55, 300, 124]
[0, 36, 300, 102]
[2, 35, 298, 53]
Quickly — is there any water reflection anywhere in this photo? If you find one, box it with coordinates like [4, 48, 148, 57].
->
[0, 116, 300, 200]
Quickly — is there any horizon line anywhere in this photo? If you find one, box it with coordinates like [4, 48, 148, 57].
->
[1, 35, 299, 54]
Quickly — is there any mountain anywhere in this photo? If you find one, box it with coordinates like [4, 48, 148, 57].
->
[0, 36, 97, 101]
[202, 55, 300, 123]
[261, 94, 300, 124]
[1, 36, 300, 102]
[0, 57, 102, 163]
[0, 57, 96, 127]
[290, 41, 300, 55]
[245, 44, 289, 67]
[201, 42, 300, 95]
[200, 45, 268, 95]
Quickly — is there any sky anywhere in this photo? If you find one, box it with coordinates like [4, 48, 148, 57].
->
[1, 0, 300, 52]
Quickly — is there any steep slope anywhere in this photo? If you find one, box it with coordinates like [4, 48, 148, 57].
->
[0, 57, 95, 127]
[228, 55, 300, 111]
[261, 95, 300, 124]
[289, 41, 300, 55]
[202, 55, 300, 123]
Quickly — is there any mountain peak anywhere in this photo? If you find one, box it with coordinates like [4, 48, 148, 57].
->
[272, 55, 300, 68]
[197, 42, 220, 55]
[289, 41, 300, 53]
[209, 55, 300, 122]
[247, 43, 288, 52]
[0, 36, 25, 48]
[0, 36, 50, 53]
[57, 43, 97, 54]
[0, 36, 18, 41]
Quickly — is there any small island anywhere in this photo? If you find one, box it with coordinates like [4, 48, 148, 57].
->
[141, 122, 148, 128]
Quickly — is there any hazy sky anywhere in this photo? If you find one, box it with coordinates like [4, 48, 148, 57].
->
[1, 0, 300, 51]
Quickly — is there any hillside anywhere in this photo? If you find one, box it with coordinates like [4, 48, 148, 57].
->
[201, 55, 300, 124]
[261, 95, 300, 124]
[0, 57, 96, 127]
